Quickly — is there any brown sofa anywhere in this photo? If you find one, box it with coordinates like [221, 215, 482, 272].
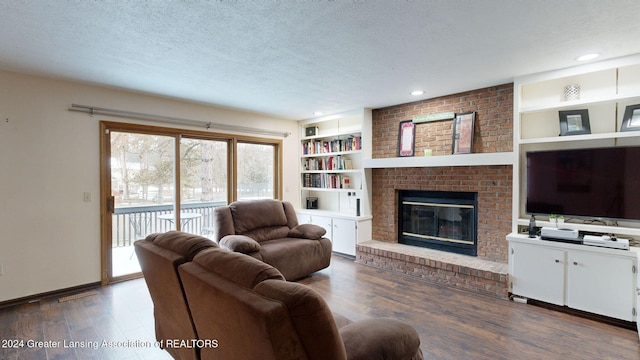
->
[213, 199, 332, 280]
[134, 231, 218, 360]
[179, 246, 424, 360]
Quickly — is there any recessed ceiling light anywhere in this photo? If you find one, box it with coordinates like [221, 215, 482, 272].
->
[410, 90, 425, 96]
[576, 53, 599, 62]
[313, 111, 323, 116]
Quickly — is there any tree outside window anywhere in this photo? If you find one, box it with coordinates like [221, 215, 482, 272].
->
[236, 142, 275, 200]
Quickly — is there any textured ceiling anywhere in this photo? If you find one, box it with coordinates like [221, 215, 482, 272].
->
[1, 1, 640, 120]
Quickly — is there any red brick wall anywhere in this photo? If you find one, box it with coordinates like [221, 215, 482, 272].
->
[370, 83, 514, 263]
[373, 83, 513, 158]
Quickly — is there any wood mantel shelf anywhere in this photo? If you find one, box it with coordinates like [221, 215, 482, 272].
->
[362, 151, 514, 169]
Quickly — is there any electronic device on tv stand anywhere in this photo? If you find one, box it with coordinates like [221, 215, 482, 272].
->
[583, 235, 630, 250]
[540, 227, 582, 244]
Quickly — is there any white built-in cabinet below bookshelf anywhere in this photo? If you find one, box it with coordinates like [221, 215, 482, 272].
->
[298, 109, 373, 255]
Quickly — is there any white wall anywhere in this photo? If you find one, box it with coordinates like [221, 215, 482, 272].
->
[0, 70, 300, 302]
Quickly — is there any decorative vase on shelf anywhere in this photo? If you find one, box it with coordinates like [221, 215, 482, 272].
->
[563, 84, 580, 101]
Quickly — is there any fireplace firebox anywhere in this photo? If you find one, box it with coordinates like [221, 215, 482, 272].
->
[398, 190, 478, 256]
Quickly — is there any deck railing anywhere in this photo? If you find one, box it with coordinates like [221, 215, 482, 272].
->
[112, 201, 226, 247]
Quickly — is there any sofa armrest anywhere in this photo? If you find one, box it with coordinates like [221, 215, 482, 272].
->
[288, 224, 327, 240]
[219, 235, 261, 254]
[213, 206, 235, 242]
[339, 318, 423, 360]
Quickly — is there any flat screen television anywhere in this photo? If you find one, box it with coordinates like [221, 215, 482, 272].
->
[526, 146, 640, 222]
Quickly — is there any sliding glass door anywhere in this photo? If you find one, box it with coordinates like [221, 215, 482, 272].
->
[179, 137, 228, 237]
[100, 122, 281, 284]
[236, 142, 276, 200]
[109, 131, 176, 278]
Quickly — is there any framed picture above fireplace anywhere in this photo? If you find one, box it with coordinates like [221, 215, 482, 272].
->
[452, 111, 475, 154]
[398, 120, 415, 157]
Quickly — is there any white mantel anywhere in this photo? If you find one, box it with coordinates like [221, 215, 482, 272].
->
[362, 151, 514, 169]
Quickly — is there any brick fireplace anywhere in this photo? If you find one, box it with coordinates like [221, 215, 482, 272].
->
[356, 83, 513, 299]
[370, 165, 511, 262]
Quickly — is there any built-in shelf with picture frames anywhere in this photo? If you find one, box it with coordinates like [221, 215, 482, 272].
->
[512, 53, 640, 235]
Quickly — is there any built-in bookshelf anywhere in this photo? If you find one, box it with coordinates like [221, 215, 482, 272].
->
[297, 109, 373, 255]
[298, 109, 370, 214]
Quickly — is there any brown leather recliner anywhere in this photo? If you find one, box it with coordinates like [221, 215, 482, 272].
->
[179, 247, 424, 360]
[134, 231, 218, 360]
[213, 199, 332, 280]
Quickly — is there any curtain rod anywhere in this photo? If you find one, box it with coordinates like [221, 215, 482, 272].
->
[68, 104, 291, 138]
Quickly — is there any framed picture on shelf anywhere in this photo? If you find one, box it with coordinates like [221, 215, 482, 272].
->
[559, 109, 591, 136]
[306, 197, 318, 209]
[452, 111, 475, 154]
[620, 104, 640, 132]
[398, 120, 415, 157]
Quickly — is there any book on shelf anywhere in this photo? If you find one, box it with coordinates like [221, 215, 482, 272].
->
[342, 176, 351, 189]
[329, 155, 342, 170]
[302, 173, 354, 189]
[303, 156, 353, 171]
[301, 135, 361, 155]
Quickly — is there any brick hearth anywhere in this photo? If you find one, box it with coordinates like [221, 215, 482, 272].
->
[356, 241, 509, 299]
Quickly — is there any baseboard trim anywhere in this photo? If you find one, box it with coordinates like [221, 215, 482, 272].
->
[527, 299, 637, 331]
[332, 252, 356, 260]
[0, 282, 102, 310]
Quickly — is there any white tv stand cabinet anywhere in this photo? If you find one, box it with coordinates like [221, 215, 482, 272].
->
[507, 233, 639, 328]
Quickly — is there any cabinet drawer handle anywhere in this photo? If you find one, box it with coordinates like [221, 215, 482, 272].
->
[555, 259, 560, 263]
[573, 261, 578, 265]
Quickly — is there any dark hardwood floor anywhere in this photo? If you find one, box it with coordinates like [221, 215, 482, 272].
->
[0, 279, 172, 360]
[302, 256, 640, 359]
[1, 255, 638, 359]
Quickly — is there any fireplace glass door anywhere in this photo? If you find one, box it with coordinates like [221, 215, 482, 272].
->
[399, 191, 477, 256]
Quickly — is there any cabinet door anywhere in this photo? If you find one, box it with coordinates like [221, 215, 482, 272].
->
[297, 213, 312, 225]
[331, 218, 356, 256]
[309, 215, 333, 239]
[567, 250, 636, 321]
[510, 242, 565, 305]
